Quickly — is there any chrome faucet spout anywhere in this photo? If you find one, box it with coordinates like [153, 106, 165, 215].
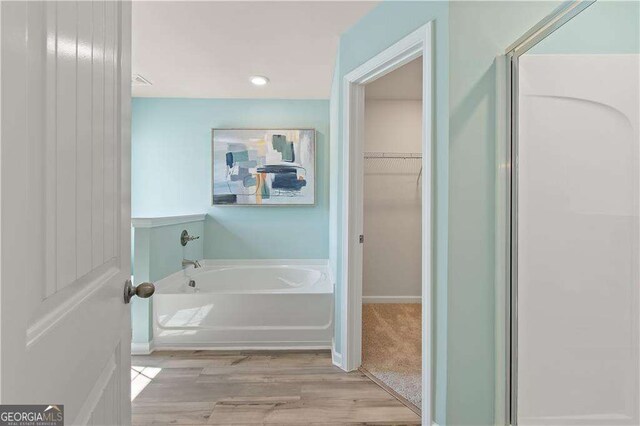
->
[182, 259, 201, 269]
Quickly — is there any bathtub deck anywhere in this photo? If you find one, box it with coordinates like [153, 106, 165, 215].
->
[131, 350, 421, 425]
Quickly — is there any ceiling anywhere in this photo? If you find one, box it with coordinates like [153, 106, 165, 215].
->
[365, 57, 422, 100]
[132, 1, 379, 99]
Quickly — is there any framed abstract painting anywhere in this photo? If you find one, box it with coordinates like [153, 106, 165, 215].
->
[212, 129, 315, 205]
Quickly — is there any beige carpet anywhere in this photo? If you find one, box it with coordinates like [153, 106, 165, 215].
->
[362, 303, 422, 409]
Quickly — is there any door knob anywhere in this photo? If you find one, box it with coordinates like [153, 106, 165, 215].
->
[124, 279, 155, 304]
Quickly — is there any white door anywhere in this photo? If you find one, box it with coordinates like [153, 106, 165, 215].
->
[0, 1, 132, 425]
[516, 54, 640, 424]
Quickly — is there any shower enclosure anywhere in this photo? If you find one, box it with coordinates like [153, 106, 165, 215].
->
[506, 1, 640, 424]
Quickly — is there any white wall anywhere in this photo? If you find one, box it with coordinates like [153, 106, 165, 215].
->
[363, 100, 422, 302]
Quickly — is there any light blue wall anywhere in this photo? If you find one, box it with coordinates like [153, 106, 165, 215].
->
[530, 0, 639, 54]
[131, 98, 330, 260]
[131, 227, 151, 344]
[332, 1, 567, 424]
[131, 220, 204, 344]
[330, 1, 450, 423]
[448, 2, 560, 424]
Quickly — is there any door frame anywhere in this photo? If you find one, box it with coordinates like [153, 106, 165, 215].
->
[340, 22, 434, 421]
[500, 1, 596, 424]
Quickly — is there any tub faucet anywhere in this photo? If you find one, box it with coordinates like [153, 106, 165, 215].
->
[182, 258, 201, 269]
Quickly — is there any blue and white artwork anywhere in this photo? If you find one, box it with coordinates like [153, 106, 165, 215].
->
[212, 129, 315, 205]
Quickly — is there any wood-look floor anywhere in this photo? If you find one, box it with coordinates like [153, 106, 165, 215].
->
[132, 350, 421, 425]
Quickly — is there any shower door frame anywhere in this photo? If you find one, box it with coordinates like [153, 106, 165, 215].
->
[503, 1, 596, 424]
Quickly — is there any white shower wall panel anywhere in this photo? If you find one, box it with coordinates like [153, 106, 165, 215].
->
[517, 54, 640, 424]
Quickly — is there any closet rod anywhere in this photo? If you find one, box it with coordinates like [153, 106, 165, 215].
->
[364, 151, 422, 159]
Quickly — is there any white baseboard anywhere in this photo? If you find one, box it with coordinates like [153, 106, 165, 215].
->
[331, 341, 344, 370]
[153, 341, 332, 351]
[131, 339, 155, 355]
[133, 339, 335, 355]
[362, 296, 421, 304]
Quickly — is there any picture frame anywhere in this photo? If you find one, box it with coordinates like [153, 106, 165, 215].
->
[211, 128, 316, 206]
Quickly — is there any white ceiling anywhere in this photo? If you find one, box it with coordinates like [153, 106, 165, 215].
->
[132, 1, 379, 99]
[365, 57, 422, 100]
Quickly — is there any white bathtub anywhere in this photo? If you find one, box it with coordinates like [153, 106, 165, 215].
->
[153, 260, 333, 349]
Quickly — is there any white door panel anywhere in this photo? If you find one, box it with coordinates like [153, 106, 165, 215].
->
[1, 1, 132, 424]
[517, 54, 639, 424]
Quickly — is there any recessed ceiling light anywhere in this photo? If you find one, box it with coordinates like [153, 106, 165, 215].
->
[250, 75, 269, 86]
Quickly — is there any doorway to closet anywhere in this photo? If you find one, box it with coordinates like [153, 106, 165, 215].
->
[360, 57, 423, 414]
[340, 23, 433, 423]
